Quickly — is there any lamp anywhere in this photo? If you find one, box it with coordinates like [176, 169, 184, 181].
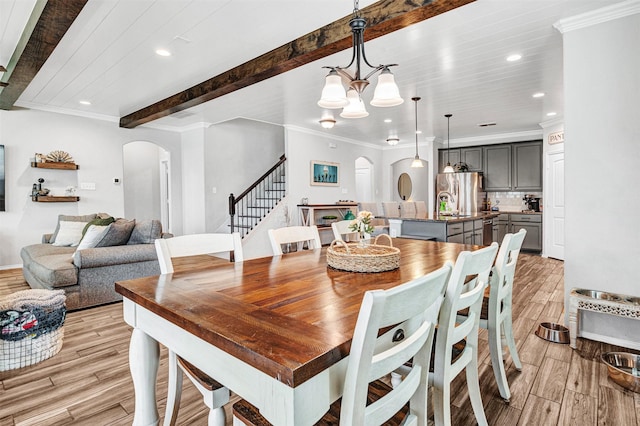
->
[443, 114, 454, 173]
[386, 137, 399, 146]
[317, 0, 403, 112]
[410, 97, 424, 168]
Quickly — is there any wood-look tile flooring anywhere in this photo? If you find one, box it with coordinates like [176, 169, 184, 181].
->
[1, 254, 639, 425]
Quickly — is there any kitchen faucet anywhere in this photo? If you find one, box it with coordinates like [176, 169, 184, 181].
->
[437, 191, 456, 215]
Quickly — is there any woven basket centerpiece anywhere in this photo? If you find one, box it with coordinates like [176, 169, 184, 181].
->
[327, 234, 400, 273]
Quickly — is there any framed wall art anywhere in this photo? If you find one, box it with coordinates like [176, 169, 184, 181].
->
[310, 160, 339, 186]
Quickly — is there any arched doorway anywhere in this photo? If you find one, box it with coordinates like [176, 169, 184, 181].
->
[123, 141, 172, 232]
[355, 156, 374, 202]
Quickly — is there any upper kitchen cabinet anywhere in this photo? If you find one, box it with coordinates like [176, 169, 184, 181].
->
[437, 147, 481, 172]
[460, 147, 483, 172]
[438, 149, 460, 173]
[483, 144, 512, 191]
[483, 140, 542, 192]
[512, 141, 542, 191]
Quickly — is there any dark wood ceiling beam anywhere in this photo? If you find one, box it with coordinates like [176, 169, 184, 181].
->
[0, 0, 88, 110]
[120, 0, 475, 129]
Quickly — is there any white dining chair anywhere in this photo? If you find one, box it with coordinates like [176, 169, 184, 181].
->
[400, 201, 417, 218]
[268, 225, 321, 255]
[382, 201, 400, 218]
[392, 243, 499, 426]
[457, 228, 526, 401]
[331, 220, 358, 242]
[155, 232, 243, 426]
[232, 262, 453, 426]
[431, 243, 498, 426]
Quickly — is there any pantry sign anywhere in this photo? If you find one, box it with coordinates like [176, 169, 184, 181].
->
[548, 131, 564, 145]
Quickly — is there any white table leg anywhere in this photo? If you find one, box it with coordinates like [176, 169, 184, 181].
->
[130, 327, 160, 426]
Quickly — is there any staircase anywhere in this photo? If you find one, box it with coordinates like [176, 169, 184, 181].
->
[229, 155, 286, 237]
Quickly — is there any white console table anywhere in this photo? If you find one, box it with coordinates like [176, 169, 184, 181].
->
[298, 204, 357, 244]
[568, 288, 640, 349]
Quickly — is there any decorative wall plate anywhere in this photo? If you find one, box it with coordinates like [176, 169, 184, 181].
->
[46, 150, 74, 163]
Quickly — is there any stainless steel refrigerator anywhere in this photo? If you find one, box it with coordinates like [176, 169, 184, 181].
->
[436, 172, 484, 215]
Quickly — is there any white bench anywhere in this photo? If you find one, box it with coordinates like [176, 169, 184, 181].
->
[568, 288, 640, 349]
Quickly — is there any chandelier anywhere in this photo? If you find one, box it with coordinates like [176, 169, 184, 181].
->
[317, 0, 403, 118]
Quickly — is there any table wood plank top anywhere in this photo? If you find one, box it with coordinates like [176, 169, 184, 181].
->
[115, 238, 481, 388]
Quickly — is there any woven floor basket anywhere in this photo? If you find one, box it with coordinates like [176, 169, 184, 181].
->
[1, 327, 65, 371]
[327, 234, 400, 273]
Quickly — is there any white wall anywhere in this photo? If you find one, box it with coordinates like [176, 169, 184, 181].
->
[181, 127, 207, 234]
[123, 141, 162, 221]
[204, 118, 284, 232]
[285, 127, 383, 223]
[562, 12, 640, 343]
[0, 109, 180, 268]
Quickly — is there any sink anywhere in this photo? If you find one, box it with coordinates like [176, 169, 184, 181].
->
[624, 296, 640, 306]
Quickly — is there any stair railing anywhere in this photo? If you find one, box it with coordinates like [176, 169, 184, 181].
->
[229, 154, 286, 237]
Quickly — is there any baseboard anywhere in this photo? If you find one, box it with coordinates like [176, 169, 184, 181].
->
[580, 330, 640, 351]
[0, 264, 22, 271]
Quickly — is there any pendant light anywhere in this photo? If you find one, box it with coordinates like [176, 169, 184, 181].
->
[410, 97, 423, 168]
[443, 113, 455, 173]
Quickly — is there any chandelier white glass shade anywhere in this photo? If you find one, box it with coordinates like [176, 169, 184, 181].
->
[340, 88, 369, 118]
[443, 113, 455, 173]
[317, 0, 403, 113]
[386, 137, 399, 146]
[410, 96, 424, 168]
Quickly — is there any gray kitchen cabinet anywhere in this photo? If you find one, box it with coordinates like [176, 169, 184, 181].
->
[513, 141, 542, 191]
[438, 149, 460, 172]
[510, 214, 542, 252]
[483, 145, 512, 191]
[461, 147, 483, 172]
[496, 214, 510, 243]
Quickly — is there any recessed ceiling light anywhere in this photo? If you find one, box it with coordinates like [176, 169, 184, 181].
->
[79, 100, 91, 106]
[386, 137, 399, 146]
[532, 92, 545, 98]
[384, 119, 392, 123]
[155, 49, 171, 57]
[506, 54, 522, 62]
[478, 122, 497, 127]
[416, 130, 422, 134]
[546, 112, 557, 116]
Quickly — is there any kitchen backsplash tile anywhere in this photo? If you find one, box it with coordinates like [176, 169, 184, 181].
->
[487, 191, 542, 212]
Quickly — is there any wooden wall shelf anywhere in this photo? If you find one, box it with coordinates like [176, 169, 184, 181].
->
[34, 196, 80, 202]
[31, 161, 79, 170]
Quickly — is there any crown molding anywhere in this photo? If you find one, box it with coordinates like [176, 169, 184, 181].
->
[539, 117, 564, 129]
[284, 124, 382, 150]
[554, 0, 640, 33]
[14, 101, 119, 123]
[438, 130, 543, 147]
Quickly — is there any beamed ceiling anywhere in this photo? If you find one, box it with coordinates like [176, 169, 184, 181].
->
[0, 0, 626, 146]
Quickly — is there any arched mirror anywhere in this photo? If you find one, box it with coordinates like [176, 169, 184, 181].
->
[397, 173, 412, 200]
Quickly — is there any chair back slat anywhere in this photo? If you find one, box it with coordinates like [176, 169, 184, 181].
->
[155, 233, 243, 273]
[268, 225, 321, 255]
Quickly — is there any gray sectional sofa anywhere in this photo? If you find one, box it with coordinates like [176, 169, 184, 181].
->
[20, 214, 170, 311]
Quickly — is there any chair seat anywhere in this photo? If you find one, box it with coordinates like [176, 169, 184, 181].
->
[233, 380, 409, 426]
[177, 357, 225, 392]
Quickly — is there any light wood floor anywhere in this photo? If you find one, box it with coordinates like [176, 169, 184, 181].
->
[1, 254, 639, 425]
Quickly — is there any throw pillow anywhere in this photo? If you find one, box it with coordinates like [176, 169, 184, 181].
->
[51, 213, 97, 244]
[82, 217, 115, 238]
[51, 221, 88, 247]
[127, 220, 162, 245]
[95, 219, 135, 247]
[75, 224, 111, 251]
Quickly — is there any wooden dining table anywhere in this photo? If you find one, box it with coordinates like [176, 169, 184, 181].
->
[115, 238, 482, 426]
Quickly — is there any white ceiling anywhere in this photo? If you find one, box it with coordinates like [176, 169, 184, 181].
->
[0, 0, 624, 147]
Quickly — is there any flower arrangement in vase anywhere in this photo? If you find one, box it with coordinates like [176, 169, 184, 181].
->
[349, 211, 375, 247]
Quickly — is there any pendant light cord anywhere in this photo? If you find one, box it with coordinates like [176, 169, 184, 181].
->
[413, 97, 420, 157]
[445, 113, 452, 164]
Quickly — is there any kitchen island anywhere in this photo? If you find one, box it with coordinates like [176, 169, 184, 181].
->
[387, 211, 541, 247]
